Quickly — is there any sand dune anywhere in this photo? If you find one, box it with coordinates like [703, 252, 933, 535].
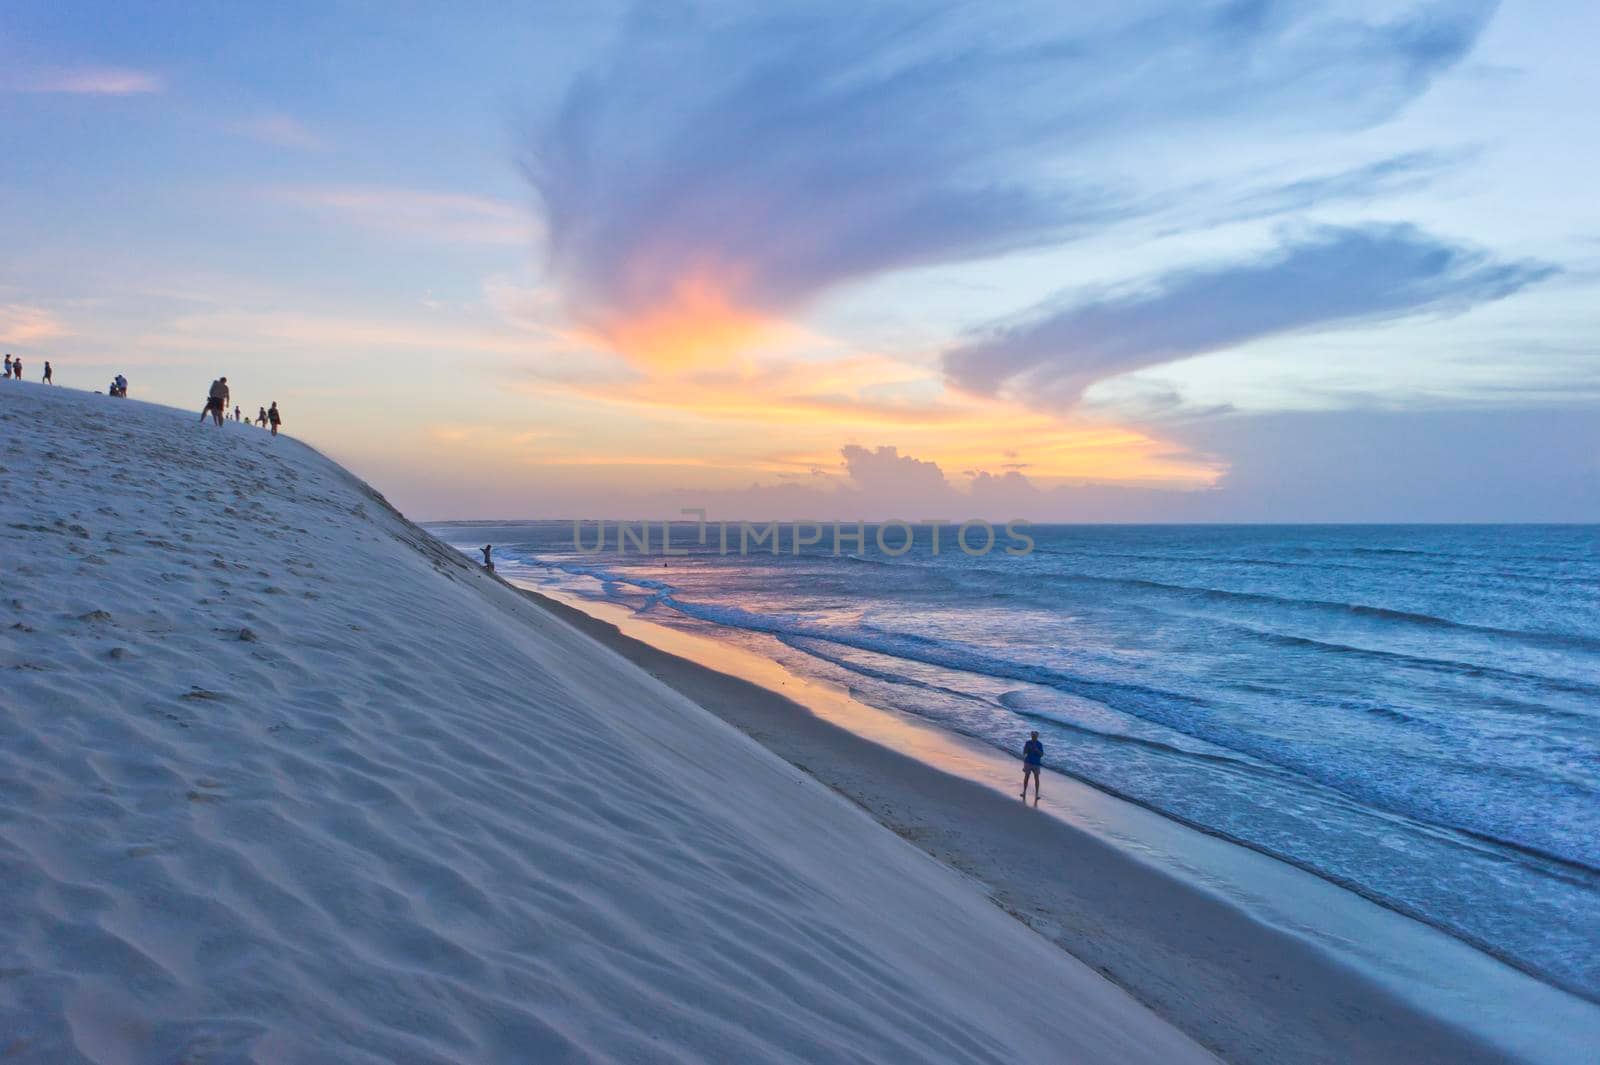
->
[0, 382, 1211, 1063]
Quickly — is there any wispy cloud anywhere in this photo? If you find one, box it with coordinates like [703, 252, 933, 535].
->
[142, 308, 560, 357]
[234, 114, 324, 150]
[526, 0, 1496, 367]
[0, 304, 67, 344]
[268, 186, 536, 245]
[7, 66, 162, 95]
[1176, 149, 1474, 233]
[514, 340, 1222, 487]
[425, 423, 493, 445]
[945, 224, 1556, 406]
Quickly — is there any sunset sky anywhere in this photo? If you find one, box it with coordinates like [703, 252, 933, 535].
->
[3, 1, 1597, 520]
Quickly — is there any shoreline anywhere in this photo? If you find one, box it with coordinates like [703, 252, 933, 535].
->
[4, 384, 1220, 1063]
[515, 583, 1600, 1065]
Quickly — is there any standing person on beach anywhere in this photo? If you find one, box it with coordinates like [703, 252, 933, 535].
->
[201, 377, 229, 426]
[1021, 732, 1044, 801]
[257, 406, 267, 427]
[43, 360, 53, 385]
[11, 357, 20, 382]
[267, 401, 281, 436]
[3, 354, 10, 378]
[481, 544, 494, 571]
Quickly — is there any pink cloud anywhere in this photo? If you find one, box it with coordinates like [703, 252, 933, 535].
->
[13, 67, 162, 95]
[234, 115, 323, 150]
[268, 185, 536, 245]
[0, 304, 67, 344]
[142, 308, 560, 358]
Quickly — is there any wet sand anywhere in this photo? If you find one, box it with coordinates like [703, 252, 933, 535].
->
[1, 383, 1217, 1064]
[520, 586, 1600, 1065]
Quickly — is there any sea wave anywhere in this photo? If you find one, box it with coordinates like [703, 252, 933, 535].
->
[1008, 570, 1600, 652]
[440, 523, 1600, 1002]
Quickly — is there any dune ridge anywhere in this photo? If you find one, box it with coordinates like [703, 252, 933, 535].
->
[0, 382, 1209, 1064]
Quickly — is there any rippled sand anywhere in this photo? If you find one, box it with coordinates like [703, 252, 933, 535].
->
[0, 381, 1209, 1064]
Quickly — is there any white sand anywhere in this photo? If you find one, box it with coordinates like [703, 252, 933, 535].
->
[0, 381, 1212, 1063]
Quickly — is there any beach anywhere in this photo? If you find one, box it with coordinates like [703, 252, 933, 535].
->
[0, 382, 1213, 1062]
[6, 381, 1596, 1063]
[8, 1, 1598, 1059]
[514, 587, 1600, 1065]
[432, 518, 1600, 1013]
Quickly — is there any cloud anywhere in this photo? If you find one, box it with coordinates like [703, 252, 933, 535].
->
[234, 115, 324, 150]
[839, 445, 950, 502]
[143, 309, 559, 358]
[945, 224, 1556, 406]
[426, 423, 493, 445]
[418, 406, 1597, 523]
[1143, 406, 1600, 522]
[516, 339, 1218, 477]
[0, 304, 67, 344]
[8, 66, 161, 95]
[526, 0, 1496, 366]
[1183, 149, 1472, 232]
[268, 186, 536, 245]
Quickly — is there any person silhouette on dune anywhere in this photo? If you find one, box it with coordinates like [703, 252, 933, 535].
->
[200, 377, 229, 426]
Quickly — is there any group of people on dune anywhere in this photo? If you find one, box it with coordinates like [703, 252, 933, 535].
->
[200, 376, 282, 436]
[1, 358, 284, 439]
[3, 354, 51, 384]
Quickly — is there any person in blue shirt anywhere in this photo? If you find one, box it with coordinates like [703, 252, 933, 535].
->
[1021, 731, 1044, 801]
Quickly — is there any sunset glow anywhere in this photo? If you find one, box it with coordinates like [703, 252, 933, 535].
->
[5, 7, 1599, 1062]
[591, 274, 778, 371]
[2, 2, 1595, 522]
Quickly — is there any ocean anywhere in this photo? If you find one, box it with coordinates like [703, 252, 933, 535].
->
[431, 521, 1600, 1002]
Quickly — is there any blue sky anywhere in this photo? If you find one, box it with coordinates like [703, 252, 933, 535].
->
[2, 1, 1596, 520]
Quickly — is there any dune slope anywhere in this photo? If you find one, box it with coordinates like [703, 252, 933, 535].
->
[0, 382, 1210, 1064]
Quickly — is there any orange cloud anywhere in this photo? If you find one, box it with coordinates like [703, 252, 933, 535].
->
[584, 273, 779, 371]
[516, 342, 1220, 488]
